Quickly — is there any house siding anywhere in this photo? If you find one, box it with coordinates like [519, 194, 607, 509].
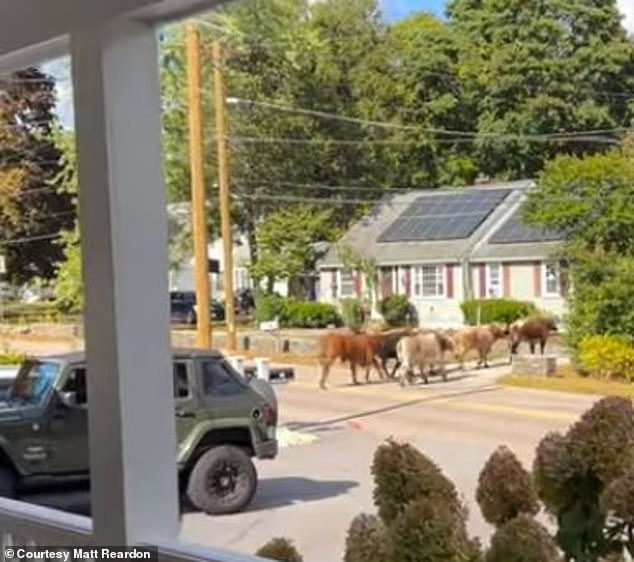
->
[409, 263, 463, 327]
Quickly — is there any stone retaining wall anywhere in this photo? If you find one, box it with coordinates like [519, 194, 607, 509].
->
[511, 355, 558, 377]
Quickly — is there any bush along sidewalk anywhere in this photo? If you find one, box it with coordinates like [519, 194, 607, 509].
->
[256, 396, 634, 562]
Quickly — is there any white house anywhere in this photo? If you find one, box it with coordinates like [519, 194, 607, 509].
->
[167, 203, 289, 299]
[319, 180, 568, 327]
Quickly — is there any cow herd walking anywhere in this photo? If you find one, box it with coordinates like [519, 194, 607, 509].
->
[317, 316, 557, 390]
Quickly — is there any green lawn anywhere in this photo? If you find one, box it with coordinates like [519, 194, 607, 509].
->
[499, 366, 634, 399]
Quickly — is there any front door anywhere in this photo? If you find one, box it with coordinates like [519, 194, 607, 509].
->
[47, 365, 89, 474]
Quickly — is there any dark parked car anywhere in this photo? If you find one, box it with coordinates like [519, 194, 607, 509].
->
[170, 291, 225, 324]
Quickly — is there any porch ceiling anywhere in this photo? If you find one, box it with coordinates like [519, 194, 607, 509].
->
[0, 0, 225, 72]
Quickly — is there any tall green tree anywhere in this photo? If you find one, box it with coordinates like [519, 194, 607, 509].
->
[447, 0, 634, 179]
[353, 12, 478, 187]
[0, 68, 74, 283]
[249, 206, 335, 295]
[160, 0, 386, 269]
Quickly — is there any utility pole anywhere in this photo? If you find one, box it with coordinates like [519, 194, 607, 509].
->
[186, 23, 212, 349]
[212, 40, 237, 351]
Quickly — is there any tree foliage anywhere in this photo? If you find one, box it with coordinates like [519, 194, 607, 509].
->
[0, 68, 74, 283]
[249, 206, 334, 292]
[447, 0, 634, 179]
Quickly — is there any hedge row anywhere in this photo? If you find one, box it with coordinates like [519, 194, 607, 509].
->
[461, 298, 537, 326]
[255, 294, 341, 329]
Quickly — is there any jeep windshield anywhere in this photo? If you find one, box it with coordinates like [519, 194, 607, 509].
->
[9, 360, 60, 405]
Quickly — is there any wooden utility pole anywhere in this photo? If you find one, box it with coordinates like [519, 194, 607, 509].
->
[186, 23, 212, 348]
[212, 40, 237, 351]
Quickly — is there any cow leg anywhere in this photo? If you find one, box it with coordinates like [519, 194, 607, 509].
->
[529, 341, 536, 354]
[441, 362, 448, 382]
[420, 364, 429, 385]
[540, 339, 546, 355]
[381, 358, 390, 379]
[372, 356, 385, 381]
[390, 360, 401, 379]
[319, 361, 331, 390]
[350, 362, 360, 385]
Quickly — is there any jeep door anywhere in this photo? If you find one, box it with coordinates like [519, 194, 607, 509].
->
[47, 365, 89, 474]
[0, 359, 62, 474]
[173, 359, 198, 442]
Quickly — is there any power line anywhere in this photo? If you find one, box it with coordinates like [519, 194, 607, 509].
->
[225, 97, 632, 141]
[228, 134, 621, 146]
[230, 189, 634, 207]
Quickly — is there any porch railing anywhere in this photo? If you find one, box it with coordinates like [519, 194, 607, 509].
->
[0, 499, 264, 562]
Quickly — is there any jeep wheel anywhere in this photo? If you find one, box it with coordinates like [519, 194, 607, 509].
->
[187, 446, 257, 515]
[0, 467, 17, 499]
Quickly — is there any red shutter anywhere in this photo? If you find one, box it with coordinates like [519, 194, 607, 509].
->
[354, 271, 362, 298]
[479, 264, 486, 298]
[446, 264, 454, 299]
[502, 263, 511, 298]
[534, 262, 542, 297]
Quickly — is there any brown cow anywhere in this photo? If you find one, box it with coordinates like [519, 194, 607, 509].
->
[510, 316, 557, 355]
[451, 324, 508, 369]
[318, 331, 386, 389]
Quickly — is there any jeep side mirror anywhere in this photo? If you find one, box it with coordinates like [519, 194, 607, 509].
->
[58, 391, 77, 408]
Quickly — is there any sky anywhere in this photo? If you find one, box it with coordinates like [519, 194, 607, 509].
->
[46, 0, 634, 128]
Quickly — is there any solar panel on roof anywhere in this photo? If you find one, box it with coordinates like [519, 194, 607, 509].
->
[377, 189, 510, 243]
[489, 208, 565, 244]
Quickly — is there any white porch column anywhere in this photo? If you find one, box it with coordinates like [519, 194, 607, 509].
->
[71, 20, 179, 545]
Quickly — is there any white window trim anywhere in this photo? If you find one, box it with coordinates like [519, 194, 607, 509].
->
[542, 262, 560, 298]
[338, 269, 356, 299]
[412, 265, 446, 299]
[486, 263, 502, 298]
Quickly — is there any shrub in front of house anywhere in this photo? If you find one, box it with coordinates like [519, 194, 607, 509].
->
[577, 335, 634, 382]
[341, 298, 366, 331]
[280, 300, 341, 329]
[461, 298, 537, 326]
[255, 538, 304, 562]
[255, 292, 286, 323]
[378, 295, 417, 327]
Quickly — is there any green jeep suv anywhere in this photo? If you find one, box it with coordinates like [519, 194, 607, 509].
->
[0, 348, 278, 515]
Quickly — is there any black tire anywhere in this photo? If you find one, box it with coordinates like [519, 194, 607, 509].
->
[0, 467, 18, 499]
[186, 446, 257, 515]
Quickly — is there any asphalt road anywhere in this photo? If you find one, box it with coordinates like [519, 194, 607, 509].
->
[179, 360, 597, 561]
[24, 358, 598, 562]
